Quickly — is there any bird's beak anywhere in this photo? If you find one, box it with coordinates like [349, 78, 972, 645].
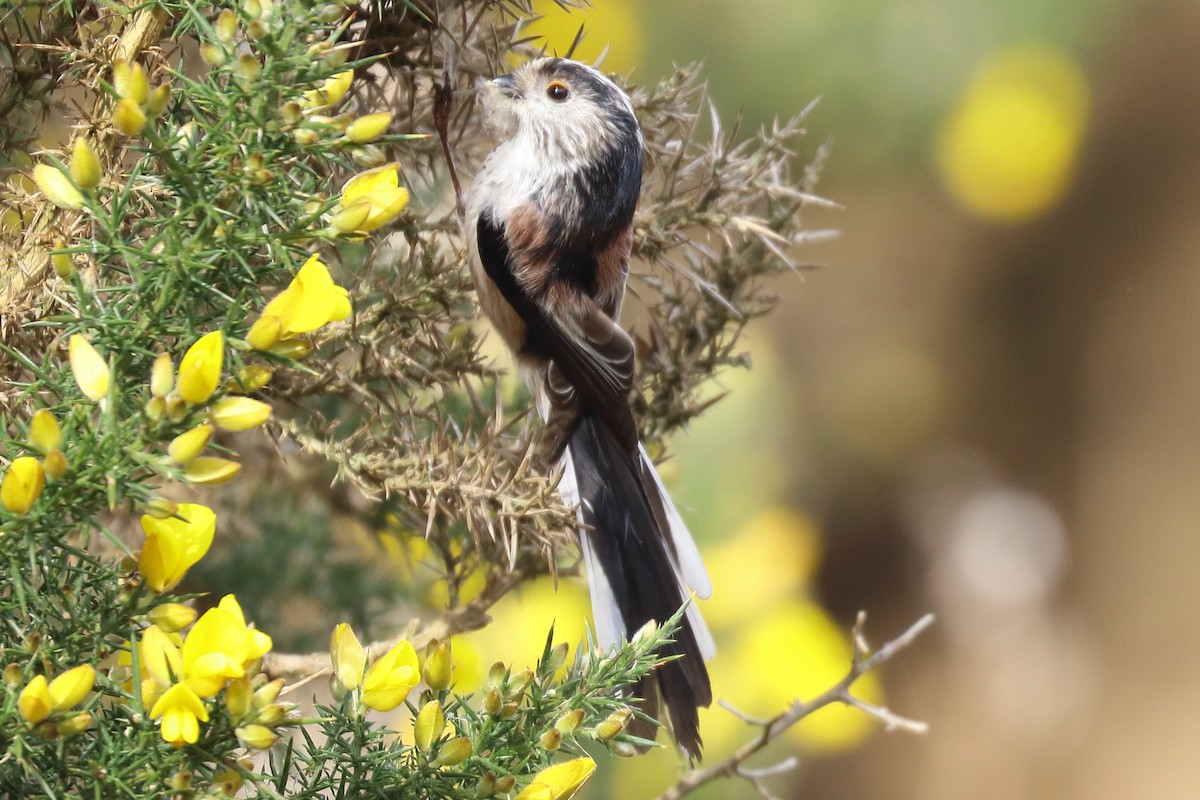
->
[490, 74, 519, 99]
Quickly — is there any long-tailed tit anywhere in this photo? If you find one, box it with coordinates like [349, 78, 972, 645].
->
[466, 58, 714, 760]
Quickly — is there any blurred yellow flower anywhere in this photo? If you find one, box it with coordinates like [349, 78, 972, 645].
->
[303, 69, 353, 109]
[177, 331, 224, 404]
[362, 639, 419, 712]
[515, 756, 596, 800]
[139, 502, 216, 592]
[151, 351, 175, 398]
[247, 254, 351, 350]
[335, 163, 409, 233]
[32, 163, 84, 210]
[331, 622, 366, 691]
[69, 334, 110, 401]
[518, 0, 645, 74]
[936, 44, 1090, 222]
[29, 409, 62, 455]
[346, 112, 393, 143]
[113, 98, 147, 136]
[2, 456, 46, 516]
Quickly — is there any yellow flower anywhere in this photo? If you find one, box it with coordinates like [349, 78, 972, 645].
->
[29, 409, 62, 454]
[18, 675, 52, 724]
[230, 365, 272, 393]
[210, 396, 272, 432]
[216, 594, 273, 662]
[48, 665, 95, 711]
[2, 456, 45, 515]
[183, 456, 241, 485]
[140, 502, 216, 593]
[336, 163, 409, 233]
[177, 331, 224, 404]
[331, 623, 366, 691]
[249, 254, 351, 351]
[69, 334, 110, 401]
[32, 163, 84, 210]
[168, 424, 212, 464]
[361, 639, 419, 712]
[515, 757, 597, 800]
[113, 59, 150, 104]
[302, 69, 353, 108]
[151, 682, 210, 747]
[345, 112, 392, 143]
[70, 138, 101, 190]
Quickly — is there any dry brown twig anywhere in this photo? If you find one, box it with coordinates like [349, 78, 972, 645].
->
[657, 612, 936, 800]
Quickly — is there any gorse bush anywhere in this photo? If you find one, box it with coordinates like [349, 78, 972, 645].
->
[0, 1, 884, 797]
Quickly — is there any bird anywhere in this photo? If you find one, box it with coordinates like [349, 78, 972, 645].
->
[465, 57, 714, 761]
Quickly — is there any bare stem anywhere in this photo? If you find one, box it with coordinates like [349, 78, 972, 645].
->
[657, 612, 935, 800]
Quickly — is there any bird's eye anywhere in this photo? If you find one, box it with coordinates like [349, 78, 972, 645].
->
[546, 81, 570, 102]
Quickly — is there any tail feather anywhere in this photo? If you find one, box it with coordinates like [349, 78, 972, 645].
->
[568, 413, 713, 761]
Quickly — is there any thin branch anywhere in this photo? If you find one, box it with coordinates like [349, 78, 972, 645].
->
[657, 612, 935, 800]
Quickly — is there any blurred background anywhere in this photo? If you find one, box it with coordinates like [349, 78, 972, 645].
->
[490, 0, 1200, 797]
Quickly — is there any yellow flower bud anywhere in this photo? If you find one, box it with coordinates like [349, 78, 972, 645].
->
[4, 664, 23, 688]
[554, 709, 583, 735]
[593, 708, 630, 743]
[183, 456, 241, 485]
[112, 98, 147, 136]
[235, 54, 261, 83]
[147, 602, 198, 632]
[230, 365, 272, 393]
[145, 396, 166, 421]
[216, 9, 238, 44]
[113, 59, 150, 104]
[422, 639, 452, 692]
[199, 43, 227, 68]
[543, 642, 569, 676]
[540, 728, 562, 751]
[51, 250, 75, 279]
[210, 396, 271, 432]
[245, 18, 267, 41]
[58, 711, 93, 737]
[145, 496, 178, 519]
[2, 456, 46, 516]
[257, 703, 287, 726]
[514, 757, 596, 800]
[69, 334, 110, 401]
[292, 128, 320, 146]
[32, 163, 84, 210]
[476, 772, 498, 798]
[329, 200, 371, 234]
[414, 700, 443, 754]
[252, 678, 284, 709]
[331, 623, 366, 691]
[225, 676, 252, 719]
[70, 138, 101, 190]
[243, 0, 262, 19]
[434, 737, 472, 767]
[43, 450, 68, 480]
[166, 395, 188, 422]
[483, 688, 502, 716]
[345, 112, 392, 144]
[211, 767, 244, 796]
[506, 669, 533, 701]
[29, 409, 62, 454]
[269, 338, 312, 360]
[281, 101, 303, 124]
[351, 144, 388, 169]
[151, 351, 175, 398]
[168, 424, 212, 464]
[145, 83, 171, 117]
[246, 316, 282, 351]
[236, 724, 276, 750]
[177, 330, 224, 404]
[495, 776, 517, 794]
[48, 664, 95, 711]
[18, 675, 52, 724]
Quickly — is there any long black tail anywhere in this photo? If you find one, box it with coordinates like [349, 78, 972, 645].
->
[568, 412, 713, 761]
